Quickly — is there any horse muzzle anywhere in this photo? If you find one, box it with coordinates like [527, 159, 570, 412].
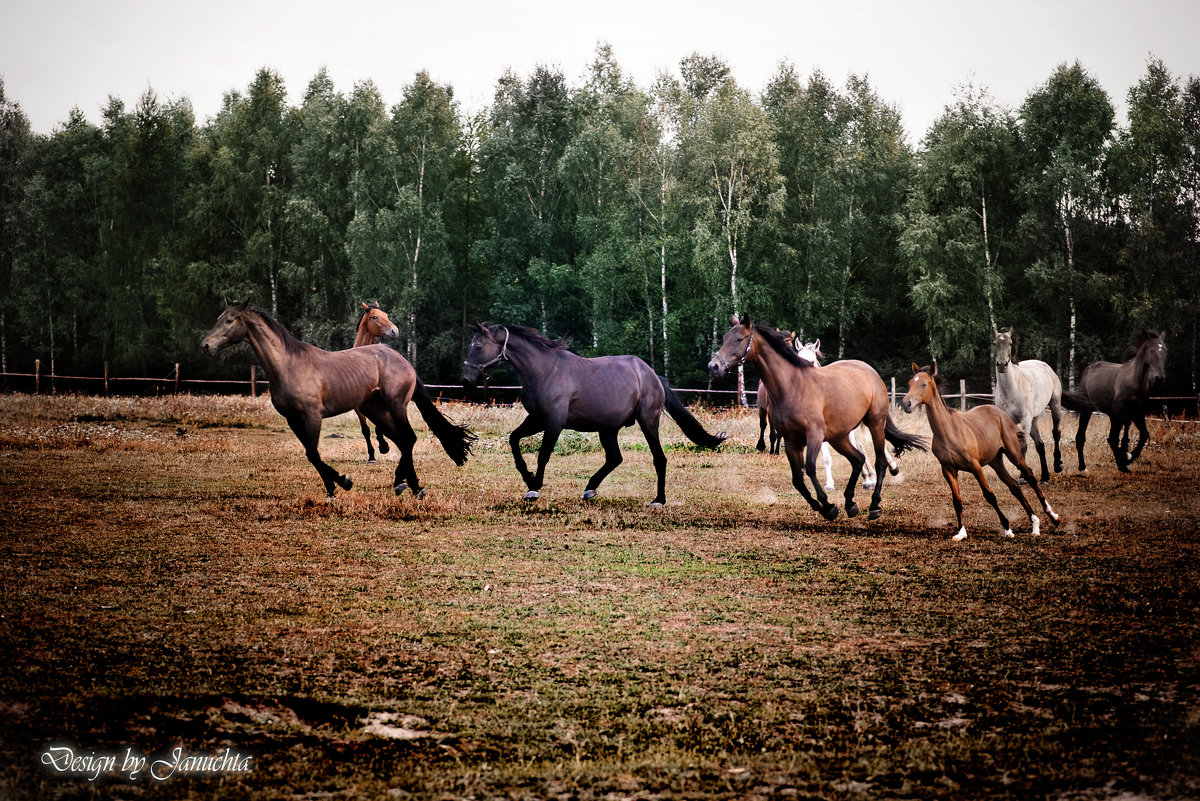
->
[460, 364, 481, 388]
[707, 358, 728, 378]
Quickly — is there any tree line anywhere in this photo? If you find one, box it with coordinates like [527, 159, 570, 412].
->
[1, 46, 1197, 397]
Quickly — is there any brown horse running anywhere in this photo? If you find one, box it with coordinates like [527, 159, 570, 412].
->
[755, 329, 796, 455]
[1061, 330, 1167, 473]
[460, 323, 725, 506]
[354, 301, 400, 463]
[202, 301, 474, 499]
[902, 364, 1061, 540]
[709, 315, 925, 521]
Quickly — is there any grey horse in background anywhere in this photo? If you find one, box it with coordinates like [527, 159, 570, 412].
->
[992, 329, 1064, 483]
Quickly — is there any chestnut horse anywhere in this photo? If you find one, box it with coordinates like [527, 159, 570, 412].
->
[1061, 330, 1167, 473]
[354, 301, 400, 463]
[902, 364, 1060, 540]
[709, 316, 925, 521]
[461, 323, 725, 506]
[202, 302, 474, 499]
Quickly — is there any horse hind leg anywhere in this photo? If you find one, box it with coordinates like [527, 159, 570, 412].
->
[584, 427, 625, 502]
[1049, 400, 1064, 473]
[829, 436, 866, 518]
[1074, 410, 1092, 474]
[997, 437, 1061, 533]
[369, 404, 424, 498]
[849, 427, 877, 489]
[972, 463, 1016, 538]
[820, 443, 835, 491]
[357, 410, 377, 463]
[637, 416, 669, 507]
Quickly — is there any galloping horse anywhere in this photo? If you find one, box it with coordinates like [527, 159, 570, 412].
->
[755, 329, 796, 455]
[202, 301, 474, 499]
[354, 301, 400, 463]
[796, 340, 898, 492]
[902, 364, 1061, 540]
[709, 316, 925, 521]
[1061, 330, 1167, 473]
[992, 329, 1064, 483]
[461, 324, 725, 506]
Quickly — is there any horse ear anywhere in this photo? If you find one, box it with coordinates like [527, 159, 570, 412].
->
[470, 322, 489, 335]
[813, 338, 820, 351]
[731, 313, 740, 326]
[362, 301, 370, 310]
[911, 362, 920, 374]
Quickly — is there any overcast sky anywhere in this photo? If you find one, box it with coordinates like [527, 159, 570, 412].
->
[3, 0, 1198, 144]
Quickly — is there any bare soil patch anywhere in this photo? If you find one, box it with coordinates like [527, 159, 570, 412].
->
[1, 394, 1198, 800]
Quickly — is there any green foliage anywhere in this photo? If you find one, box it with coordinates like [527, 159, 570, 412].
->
[1, 53, 1197, 395]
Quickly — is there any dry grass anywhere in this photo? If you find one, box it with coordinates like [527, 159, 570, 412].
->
[1, 393, 1198, 800]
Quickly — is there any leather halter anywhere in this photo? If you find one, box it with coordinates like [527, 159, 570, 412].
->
[464, 327, 510, 371]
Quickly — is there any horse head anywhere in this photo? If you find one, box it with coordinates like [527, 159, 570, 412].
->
[360, 301, 399, 341]
[461, 323, 509, 387]
[796, 338, 823, 366]
[708, 314, 755, 378]
[993, 329, 1014, 374]
[1133, 330, 1168, 386]
[901, 363, 940, 413]
[201, 300, 252, 355]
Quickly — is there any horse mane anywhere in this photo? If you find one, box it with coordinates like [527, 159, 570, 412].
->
[916, 364, 947, 388]
[241, 303, 308, 356]
[495, 324, 570, 353]
[755, 325, 812, 368]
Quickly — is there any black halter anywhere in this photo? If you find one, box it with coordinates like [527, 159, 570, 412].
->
[464, 327, 510, 371]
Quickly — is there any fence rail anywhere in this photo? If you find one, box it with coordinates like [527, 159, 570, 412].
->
[2, 363, 1198, 419]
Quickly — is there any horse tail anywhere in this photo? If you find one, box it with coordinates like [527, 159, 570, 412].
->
[412, 377, 477, 466]
[885, 414, 928, 455]
[1059, 388, 1095, 413]
[659, 376, 726, 449]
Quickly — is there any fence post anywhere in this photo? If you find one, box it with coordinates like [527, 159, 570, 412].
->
[174, 363, 180, 394]
[250, 365, 256, 397]
[34, 359, 40, 395]
[960, 379, 967, 411]
[890, 377, 896, 409]
[104, 361, 109, 396]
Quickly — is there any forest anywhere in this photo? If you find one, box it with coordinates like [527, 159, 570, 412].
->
[0, 46, 1197, 396]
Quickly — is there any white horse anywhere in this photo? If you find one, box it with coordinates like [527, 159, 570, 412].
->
[797, 340, 899, 490]
[992, 329, 1064, 483]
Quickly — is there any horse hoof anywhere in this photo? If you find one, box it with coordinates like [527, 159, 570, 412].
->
[824, 483, 835, 492]
[1003, 528, 1016, 538]
[845, 502, 860, 518]
[863, 480, 876, 490]
[583, 489, 597, 500]
[821, 504, 839, 521]
[367, 458, 377, 465]
[394, 482, 408, 496]
[415, 488, 427, 501]
[341, 475, 354, 491]
[649, 501, 664, 509]
[379, 441, 390, 454]
[952, 528, 968, 541]
[524, 490, 540, 501]
[868, 508, 881, 521]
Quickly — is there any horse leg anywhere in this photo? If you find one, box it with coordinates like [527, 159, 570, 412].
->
[286, 413, 351, 500]
[1028, 416, 1050, 484]
[784, 441, 826, 517]
[803, 434, 838, 521]
[757, 407, 768, 452]
[509, 415, 546, 499]
[820, 442, 835, 491]
[969, 462, 1015, 538]
[1106, 417, 1130, 472]
[1049, 399, 1064, 473]
[356, 409, 377, 463]
[364, 404, 422, 497]
[941, 466, 968, 540]
[828, 436, 866, 518]
[584, 427, 624, 501]
[771, 428, 782, 455]
[850, 427, 877, 489]
[993, 445, 1060, 534]
[637, 416, 669, 507]
[1126, 412, 1150, 466]
[1075, 410, 1092, 474]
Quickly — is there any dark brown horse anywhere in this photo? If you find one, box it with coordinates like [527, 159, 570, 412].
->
[354, 301, 400, 463]
[902, 364, 1060, 540]
[709, 316, 925, 521]
[1061, 330, 1167, 473]
[202, 302, 474, 499]
[460, 324, 725, 506]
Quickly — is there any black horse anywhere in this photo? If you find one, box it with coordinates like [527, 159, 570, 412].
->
[461, 324, 725, 506]
[1061, 330, 1167, 473]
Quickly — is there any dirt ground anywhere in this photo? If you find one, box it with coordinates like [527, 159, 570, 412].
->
[0, 393, 1197, 800]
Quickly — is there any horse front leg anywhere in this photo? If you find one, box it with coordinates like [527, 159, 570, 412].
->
[756, 407, 768, 452]
[1106, 418, 1130, 472]
[1049, 400, 1064, 473]
[1028, 416, 1050, 484]
[508, 415, 546, 499]
[1126, 413, 1151, 466]
[803, 435, 838, 521]
[941, 467, 968, 540]
[286, 413, 352, 500]
[784, 440, 826, 518]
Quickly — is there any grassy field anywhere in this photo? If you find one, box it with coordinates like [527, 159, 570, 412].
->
[0, 392, 1198, 800]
